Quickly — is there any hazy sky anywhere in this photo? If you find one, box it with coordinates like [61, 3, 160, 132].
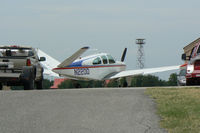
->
[1, 0, 200, 79]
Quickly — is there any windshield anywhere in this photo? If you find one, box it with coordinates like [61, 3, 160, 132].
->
[107, 54, 115, 64]
[93, 57, 102, 65]
[0, 48, 34, 57]
[101, 55, 108, 64]
[179, 69, 186, 76]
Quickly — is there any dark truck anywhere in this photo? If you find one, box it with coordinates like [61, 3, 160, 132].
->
[0, 46, 46, 90]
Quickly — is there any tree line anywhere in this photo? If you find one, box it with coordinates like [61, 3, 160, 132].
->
[58, 73, 178, 89]
[10, 73, 177, 90]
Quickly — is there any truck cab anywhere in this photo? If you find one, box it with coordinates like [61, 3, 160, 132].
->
[182, 42, 200, 85]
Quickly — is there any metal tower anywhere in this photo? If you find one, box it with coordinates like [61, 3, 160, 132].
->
[136, 39, 145, 69]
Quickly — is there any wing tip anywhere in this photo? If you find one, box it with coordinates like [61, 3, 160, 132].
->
[82, 46, 89, 50]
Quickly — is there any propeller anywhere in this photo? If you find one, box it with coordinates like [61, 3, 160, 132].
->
[121, 48, 127, 62]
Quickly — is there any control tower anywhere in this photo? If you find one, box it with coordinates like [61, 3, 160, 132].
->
[136, 39, 145, 69]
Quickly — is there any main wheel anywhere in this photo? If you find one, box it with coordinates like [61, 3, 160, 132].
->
[75, 83, 81, 88]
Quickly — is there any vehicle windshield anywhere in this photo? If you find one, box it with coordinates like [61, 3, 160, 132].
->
[0, 48, 34, 57]
[179, 69, 186, 76]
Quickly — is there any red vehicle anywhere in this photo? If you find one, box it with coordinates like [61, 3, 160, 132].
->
[182, 41, 200, 85]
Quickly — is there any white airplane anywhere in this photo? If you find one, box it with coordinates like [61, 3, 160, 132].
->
[38, 47, 180, 81]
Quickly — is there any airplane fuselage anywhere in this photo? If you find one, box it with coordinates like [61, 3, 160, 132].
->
[53, 53, 126, 80]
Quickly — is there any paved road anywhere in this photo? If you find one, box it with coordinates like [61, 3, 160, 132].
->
[0, 88, 166, 133]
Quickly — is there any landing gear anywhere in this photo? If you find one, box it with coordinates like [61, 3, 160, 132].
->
[123, 80, 128, 87]
[118, 77, 128, 87]
[75, 83, 81, 88]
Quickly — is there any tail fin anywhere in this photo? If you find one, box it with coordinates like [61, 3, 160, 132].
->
[57, 47, 89, 68]
[37, 49, 60, 77]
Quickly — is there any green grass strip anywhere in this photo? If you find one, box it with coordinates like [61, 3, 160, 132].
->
[146, 87, 200, 133]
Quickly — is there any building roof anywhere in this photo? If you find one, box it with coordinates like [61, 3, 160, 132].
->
[183, 38, 200, 53]
[50, 78, 68, 89]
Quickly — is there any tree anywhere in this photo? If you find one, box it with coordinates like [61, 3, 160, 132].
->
[119, 77, 128, 87]
[58, 80, 74, 89]
[58, 80, 104, 89]
[91, 80, 103, 88]
[131, 75, 168, 87]
[107, 80, 118, 87]
[167, 73, 177, 86]
[11, 79, 54, 90]
[43, 79, 54, 89]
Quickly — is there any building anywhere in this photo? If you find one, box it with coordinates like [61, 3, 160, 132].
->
[50, 78, 68, 89]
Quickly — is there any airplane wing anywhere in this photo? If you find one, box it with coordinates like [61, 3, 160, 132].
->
[105, 65, 180, 80]
[37, 49, 60, 77]
[57, 47, 89, 68]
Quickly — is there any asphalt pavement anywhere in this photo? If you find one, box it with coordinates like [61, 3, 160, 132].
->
[0, 88, 166, 133]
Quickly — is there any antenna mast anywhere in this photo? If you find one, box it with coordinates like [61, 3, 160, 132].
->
[136, 39, 145, 69]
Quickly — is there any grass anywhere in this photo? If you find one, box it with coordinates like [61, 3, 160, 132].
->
[146, 87, 200, 133]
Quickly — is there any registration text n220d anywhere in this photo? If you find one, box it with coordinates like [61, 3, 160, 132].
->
[74, 68, 90, 75]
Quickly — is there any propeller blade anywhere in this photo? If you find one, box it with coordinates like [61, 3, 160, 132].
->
[121, 48, 127, 62]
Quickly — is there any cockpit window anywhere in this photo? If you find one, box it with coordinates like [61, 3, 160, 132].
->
[93, 57, 101, 65]
[107, 55, 115, 64]
[101, 55, 108, 64]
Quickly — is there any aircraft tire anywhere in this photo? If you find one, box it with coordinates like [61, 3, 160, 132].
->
[75, 83, 81, 88]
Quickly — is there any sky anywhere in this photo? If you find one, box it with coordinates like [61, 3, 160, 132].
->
[0, 0, 200, 79]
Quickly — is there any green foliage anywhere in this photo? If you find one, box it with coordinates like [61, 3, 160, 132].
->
[167, 73, 177, 86]
[91, 80, 104, 88]
[11, 86, 23, 90]
[146, 87, 200, 133]
[57, 73, 178, 88]
[58, 80, 103, 89]
[58, 80, 74, 89]
[11, 79, 54, 90]
[119, 77, 128, 87]
[107, 80, 118, 87]
[131, 75, 168, 87]
[43, 79, 54, 89]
